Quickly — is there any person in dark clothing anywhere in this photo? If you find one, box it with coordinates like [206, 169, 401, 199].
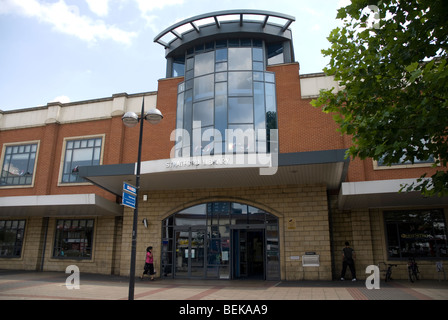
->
[340, 241, 357, 281]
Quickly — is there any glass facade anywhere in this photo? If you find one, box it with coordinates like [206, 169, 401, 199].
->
[173, 39, 278, 157]
[161, 202, 280, 280]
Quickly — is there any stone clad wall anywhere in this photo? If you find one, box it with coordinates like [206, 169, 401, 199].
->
[120, 184, 333, 281]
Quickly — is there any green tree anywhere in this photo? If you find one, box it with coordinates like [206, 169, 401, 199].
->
[312, 0, 448, 196]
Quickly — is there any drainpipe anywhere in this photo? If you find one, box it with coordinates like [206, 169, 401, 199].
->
[40, 217, 49, 272]
[327, 191, 336, 280]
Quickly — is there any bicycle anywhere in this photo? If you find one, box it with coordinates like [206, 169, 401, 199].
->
[378, 262, 398, 282]
[408, 257, 420, 283]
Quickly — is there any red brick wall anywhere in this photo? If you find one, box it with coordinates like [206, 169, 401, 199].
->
[268, 63, 345, 154]
[1, 64, 444, 201]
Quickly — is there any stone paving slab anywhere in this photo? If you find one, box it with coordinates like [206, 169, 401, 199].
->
[1, 270, 447, 301]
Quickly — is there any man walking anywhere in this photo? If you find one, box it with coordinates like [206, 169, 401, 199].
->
[341, 241, 357, 281]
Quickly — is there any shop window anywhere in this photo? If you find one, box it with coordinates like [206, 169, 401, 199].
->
[53, 219, 94, 259]
[0, 220, 26, 258]
[61, 136, 103, 184]
[1, 142, 38, 187]
[384, 209, 448, 259]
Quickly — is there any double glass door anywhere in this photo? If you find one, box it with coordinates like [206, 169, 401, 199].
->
[174, 227, 205, 278]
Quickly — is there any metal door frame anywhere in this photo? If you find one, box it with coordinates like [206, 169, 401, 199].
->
[173, 226, 207, 278]
[230, 224, 266, 280]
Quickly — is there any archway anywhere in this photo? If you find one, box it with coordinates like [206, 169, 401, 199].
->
[161, 201, 280, 280]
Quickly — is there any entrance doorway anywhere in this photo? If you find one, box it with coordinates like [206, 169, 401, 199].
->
[232, 229, 265, 279]
[174, 227, 206, 278]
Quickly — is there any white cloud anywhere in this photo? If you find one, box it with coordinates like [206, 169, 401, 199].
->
[85, 0, 110, 17]
[0, 0, 136, 44]
[134, 0, 184, 13]
[51, 95, 71, 104]
[133, 0, 184, 28]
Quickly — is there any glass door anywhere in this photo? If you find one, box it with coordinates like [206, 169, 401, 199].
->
[174, 227, 206, 278]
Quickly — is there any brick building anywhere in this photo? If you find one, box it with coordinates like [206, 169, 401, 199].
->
[1, 10, 447, 281]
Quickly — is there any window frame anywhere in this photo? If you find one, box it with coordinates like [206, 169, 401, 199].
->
[373, 157, 438, 170]
[0, 141, 40, 189]
[58, 134, 105, 186]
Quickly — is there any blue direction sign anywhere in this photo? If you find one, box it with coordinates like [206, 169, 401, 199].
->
[122, 182, 137, 209]
[123, 182, 137, 195]
[122, 191, 136, 209]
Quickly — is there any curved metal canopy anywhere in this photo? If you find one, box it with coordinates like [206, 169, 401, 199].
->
[153, 9, 295, 54]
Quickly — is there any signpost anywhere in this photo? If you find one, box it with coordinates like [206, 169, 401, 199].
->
[122, 182, 137, 209]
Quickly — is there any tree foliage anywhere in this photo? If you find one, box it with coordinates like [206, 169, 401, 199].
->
[312, 0, 448, 196]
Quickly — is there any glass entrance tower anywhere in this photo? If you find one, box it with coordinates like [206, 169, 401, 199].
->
[154, 10, 295, 157]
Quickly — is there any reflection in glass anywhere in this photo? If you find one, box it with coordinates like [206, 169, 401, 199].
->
[384, 209, 448, 259]
[228, 97, 253, 123]
[194, 51, 214, 76]
[193, 100, 214, 127]
[228, 72, 252, 96]
[194, 74, 214, 101]
[228, 48, 252, 70]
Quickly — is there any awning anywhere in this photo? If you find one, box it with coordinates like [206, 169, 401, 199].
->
[78, 150, 349, 196]
[0, 194, 123, 217]
[338, 179, 448, 210]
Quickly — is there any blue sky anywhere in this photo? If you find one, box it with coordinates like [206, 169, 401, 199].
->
[0, 0, 349, 111]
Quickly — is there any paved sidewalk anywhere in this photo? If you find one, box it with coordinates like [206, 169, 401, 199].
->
[0, 270, 447, 301]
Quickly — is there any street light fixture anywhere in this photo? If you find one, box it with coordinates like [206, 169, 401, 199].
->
[122, 97, 163, 300]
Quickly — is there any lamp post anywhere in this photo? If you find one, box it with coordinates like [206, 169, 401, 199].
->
[122, 97, 163, 300]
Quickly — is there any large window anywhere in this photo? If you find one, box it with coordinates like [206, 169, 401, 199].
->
[61, 136, 103, 183]
[53, 219, 94, 259]
[1, 142, 38, 186]
[0, 220, 26, 258]
[385, 209, 448, 259]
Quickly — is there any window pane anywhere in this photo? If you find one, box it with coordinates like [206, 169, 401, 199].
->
[194, 51, 214, 76]
[216, 48, 227, 62]
[193, 100, 214, 127]
[228, 48, 252, 70]
[227, 124, 255, 153]
[228, 97, 253, 123]
[253, 48, 263, 61]
[194, 74, 214, 101]
[254, 82, 266, 131]
[228, 72, 252, 96]
[267, 43, 284, 65]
